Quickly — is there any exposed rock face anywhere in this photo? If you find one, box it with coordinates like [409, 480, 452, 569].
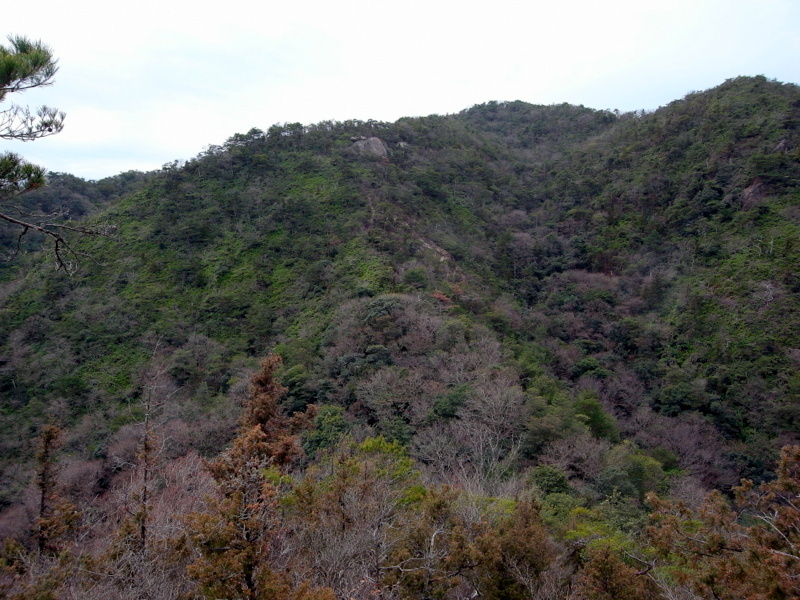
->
[351, 137, 389, 158]
[742, 180, 766, 209]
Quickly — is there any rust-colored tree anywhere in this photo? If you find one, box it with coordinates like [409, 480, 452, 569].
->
[648, 445, 800, 600]
[0, 423, 78, 600]
[570, 545, 662, 600]
[185, 355, 332, 600]
[32, 423, 78, 555]
[470, 500, 563, 600]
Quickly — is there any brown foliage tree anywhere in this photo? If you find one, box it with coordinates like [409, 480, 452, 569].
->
[32, 423, 78, 555]
[570, 545, 662, 600]
[185, 355, 332, 600]
[648, 445, 800, 600]
[471, 499, 563, 600]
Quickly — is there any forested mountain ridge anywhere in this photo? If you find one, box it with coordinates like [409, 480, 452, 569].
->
[1, 75, 800, 599]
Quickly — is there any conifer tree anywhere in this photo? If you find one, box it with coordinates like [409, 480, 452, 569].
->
[471, 499, 562, 599]
[185, 355, 332, 600]
[1, 35, 106, 270]
[571, 545, 662, 600]
[32, 423, 77, 555]
[1, 36, 63, 208]
[648, 445, 800, 600]
[0, 36, 64, 142]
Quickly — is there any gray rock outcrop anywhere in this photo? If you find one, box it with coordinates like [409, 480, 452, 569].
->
[351, 137, 389, 158]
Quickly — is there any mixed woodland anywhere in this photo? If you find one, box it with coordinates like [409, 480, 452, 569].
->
[1, 75, 800, 599]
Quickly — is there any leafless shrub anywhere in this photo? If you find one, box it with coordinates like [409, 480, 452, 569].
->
[539, 434, 612, 484]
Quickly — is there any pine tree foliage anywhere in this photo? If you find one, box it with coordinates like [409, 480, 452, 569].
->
[32, 424, 77, 556]
[648, 445, 800, 600]
[0, 35, 64, 141]
[571, 545, 661, 600]
[185, 355, 331, 600]
[0, 35, 111, 271]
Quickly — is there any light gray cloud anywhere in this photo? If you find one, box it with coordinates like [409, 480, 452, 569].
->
[3, 0, 798, 179]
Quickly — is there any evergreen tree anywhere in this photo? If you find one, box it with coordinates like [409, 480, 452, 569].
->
[0, 36, 64, 142]
[1, 35, 63, 201]
[186, 355, 332, 600]
[32, 423, 77, 555]
[1, 35, 105, 271]
[648, 446, 800, 599]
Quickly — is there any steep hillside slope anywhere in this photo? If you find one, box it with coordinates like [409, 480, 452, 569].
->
[0, 170, 151, 282]
[460, 76, 800, 477]
[1, 76, 799, 511]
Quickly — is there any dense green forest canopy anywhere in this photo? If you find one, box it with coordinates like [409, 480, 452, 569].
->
[1, 75, 799, 599]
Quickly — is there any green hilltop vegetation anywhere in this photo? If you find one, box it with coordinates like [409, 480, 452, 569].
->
[1, 75, 800, 599]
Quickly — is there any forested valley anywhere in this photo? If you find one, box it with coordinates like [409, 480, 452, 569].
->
[1, 75, 800, 599]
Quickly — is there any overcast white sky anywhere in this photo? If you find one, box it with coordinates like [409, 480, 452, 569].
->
[3, 0, 799, 180]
